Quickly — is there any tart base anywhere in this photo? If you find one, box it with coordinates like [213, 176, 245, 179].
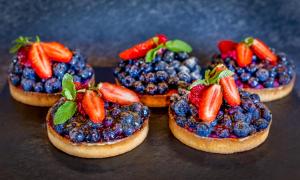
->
[46, 107, 149, 158]
[168, 109, 271, 154]
[8, 76, 95, 107]
[115, 79, 173, 107]
[243, 74, 295, 102]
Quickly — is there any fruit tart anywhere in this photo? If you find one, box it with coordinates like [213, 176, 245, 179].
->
[8, 36, 95, 106]
[47, 74, 150, 158]
[209, 37, 296, 102]
[114, 34, 202, 107]
[169, 65, 272, 154]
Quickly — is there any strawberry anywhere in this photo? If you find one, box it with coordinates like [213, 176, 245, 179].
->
[97, 83, 140, 105]
[236, 42, 253, 67]
[198, 84, 223, 123]
[28, 42, 52, 79]
[119, 34, 168, 60]
[218, 40, 237, 54]
[17, 46, 31, 67]
[42, 42, 73, 62]
[82, 90, 105, 123]
[188, 84, 205, 107]
[248, 38, 277, 64]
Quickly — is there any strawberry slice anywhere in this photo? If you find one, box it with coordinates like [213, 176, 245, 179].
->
[247, 38, 277, 64]
[28, 43, 52, 79]
[97, 83, 140, 105]
[42, 42, 73, 62]
[82, 90, 105, 123]
[188, 84, 205, 108]
[119, 34, 168, 60]
[17, 46, 31, 67]
[218, 40, 237, 54]
[236, 42, 253, 67]
[198, 84, 223, 123]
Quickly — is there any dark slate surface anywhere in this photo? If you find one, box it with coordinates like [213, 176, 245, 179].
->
[0, 68, 300, 180]
[0, 0, 299, 91]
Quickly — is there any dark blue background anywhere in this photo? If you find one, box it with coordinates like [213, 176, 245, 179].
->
[0, 0, 299, 90]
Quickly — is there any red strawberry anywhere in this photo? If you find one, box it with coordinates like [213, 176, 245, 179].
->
[188, 84, 205, 107]
[236, 42, 253, 67]
[119, 35, 168, 60]
[82, 90, 105, 123]
[75, 92, 86, 116]
[28, 43, 52, 79]
[218, 40, 237, 54]
[17, 46, 31, 67]
[198, 84, 223, 123]
[250, 38, 277, 64]
[42, 42, 73, 62]
[97, 83, 140, 105]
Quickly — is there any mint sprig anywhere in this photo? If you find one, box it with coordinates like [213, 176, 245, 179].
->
[62, 73, 76, 100]
[54, 101, 77, 125]
[145, 44, 164, 63]
[165, 40, 192, 53]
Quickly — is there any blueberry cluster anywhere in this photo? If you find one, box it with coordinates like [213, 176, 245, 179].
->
[209, 52, 295, 88]
[170, 89, 271, 138]
[114, 49, 202, 95]
[52, 102, 150, 143]
[8, 50, 94, 93]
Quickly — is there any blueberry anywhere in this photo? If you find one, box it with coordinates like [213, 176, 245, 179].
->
[175, 116, 186, 127]
[156, 71, 168, 82]
[133, 115, 143, 129]
[236, 67, 245, 75]
[122, 76, 134, 87]
[103, 117, 114, 127]
[251, 108, 260, 120]
[246, 63, 258, 74]
[113, 123, 123, 135]
[119, 112, 134, 125]
[279, 74, 290, 85]
[169, 60, 181, 70]
[196, 123, 211, 137]
[128, 65, 140, 78]
[144, 73, 156, 83]
[163, 51, 175, 62]
[239, 90, 250, 98]
[210, 119, 218, 127]
[240, 72, 251, 82]
[178, 65, 190, 74]
[69, 50, 86, 71]
[54, 124, 64, 134]
[67, 68, 76, 75]
[264, 78, 274, 88]
[22, 67, 36, 80]
[44, 77, 62, 93]
[13, 64, 23, 75]
[173, 99, 189, 116]
[249, 125, 257, 135]
[9, 73, 20, 86]
[21, 78, 34, 91]
[102, 129, 116, 141]
[90, 129, 100, 142]
[145, 83, 158, 95]
[165, 65, 177, 76]
[53, 63, 68, 79]
[139, 74, 146, 82]
[276, 65, 288, 75]
[168, 77, 179, 87]
[232, 111, 246, 122]
[256, 68, 269, 82]
[244, 113, 252, 123]
[214, 125, 230, 138]
[178, 72, 191, 83]
[216, 110, 224, 120]
[261, 108, 272, 121]
[141, 106, 150, 118]
[249, 94, 260, 103]
[152, 55, 162, 63]
[73, 75, 81, 83]
[133, 81, 145, 93]
[220, 115, 233, 129]
[34, 82, 44, 92]
[176, 52, 189, 60]
[253, 118, 269, 130]
[190, 71, 202, 81]
[183, 57, 198, 70]
[154, 61, 167, 71]
[157, 82, 168, 94]
[143, 64, 153, 73]
[79, 66, 93, 80]
[123, 125, 135, 136]
[248, 77, 259, 88]
[233, 121, 251, 138]
[69, 128, 85, 143]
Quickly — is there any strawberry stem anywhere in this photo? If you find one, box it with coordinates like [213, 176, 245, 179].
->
[244, 37, 254, 46]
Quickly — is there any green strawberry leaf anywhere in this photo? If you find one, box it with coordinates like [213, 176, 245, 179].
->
[9, 36, 32, 54]
[165, 40, 192, 53]
[62, 73, 76, 100]
[188, 79, 208, 90]
[54, 101, 77, 125]
[244, 37, 254, 46]
[209, 69, 234, 84]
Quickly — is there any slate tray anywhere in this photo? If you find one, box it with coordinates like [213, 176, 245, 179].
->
[0, 67, 300, 180]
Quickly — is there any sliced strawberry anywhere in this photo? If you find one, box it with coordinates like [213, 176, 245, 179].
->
[188, 84, 205, 107]
[220, 76, 241, 106]
[218, 40, 237, 54]
[98, 83, 140, 105]
[28, 43, 52, 79]
[198, 84, 223, 123]
[250, 38, 277, 64]
[119, 35, 168, 60]
[42, 42, 73, 62]
[17, 46, 31, 67]
[236, 42, 253, 67]
[82, 90, 105, 123]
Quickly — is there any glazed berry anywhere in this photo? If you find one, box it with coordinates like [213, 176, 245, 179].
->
[122, 76, 134, 87]
[9, 73, 20, 86]
[154, 61, 167, 71]
[172, 99, 189, 116]
[54, 124, 64, 134]
[253, 118, 269, 130]
[176, 52, 189, 60]
[190, 71, 201, 80]
[22, 67, 36, 80]
[102, 129, 116, 141]
[178, 72, 191, 83]
[113, 123, 123, 135]
[119, 112, 134, 125]
[261, 108, 272, 121]
[157, 82, 168, 94]
[179, 65, 190, 73]
[110, 108, 121, 119]
[141, 106, 150, 118]
[70, 50, 86, 71]
[256, 68, 269, 82]
[145, 83, 158, 95]
[123, 124, 134, 136]
[133, 81, 145, 93]
[176, 116, 186, 127]
[183, 57, 197, 70]
[53, 63, 68, 79]
[248, 77, 259, 88]
[240, 72, 251, 82]
[279, 74, 290, 85]
[196, 123, 211, 137]
[264, 78, 274, 88]
[34, 82, 44, 92]
[67, 68, 75, 75]
[168, 77, 179, 87]
[251, 108, 260, 120]
[128, 65, 140, 78]
[156, 71, 168, 82]
[103, 117, 114, 127]
[44, 77, 62, 93]
[79, 66, 93, 80]
[236, 67, 245, 75]
[21, 78, 34, 91]
[249, 94, 260, 103]
[144, 73, 156, 83]
[165, 65, 176, 76]
[214, 125, 230, 138]
[73, 75, 81, 83]
[163, 51, 175, 62]
[143, 64, 153, 73]
[246, 63, 258, 74]
[90, 129, 100, 142]
[233, 121, 251, 138]
[69, 128, 85, 143]
[169, 60, 181, 70]
[12, 63, 23, 75]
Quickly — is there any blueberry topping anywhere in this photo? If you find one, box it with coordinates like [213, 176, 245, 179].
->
[53, 63, 68, 79]
[34, 82, 44, 92]
[233, 121, 251, 138]
[22, 67, 36, 80]
[21, 78, 35, 91]
[9, 73, 21, 86]
[172, 99, 189, 116]
[196, 123, 211, 137]
[44, 77, 62, 93]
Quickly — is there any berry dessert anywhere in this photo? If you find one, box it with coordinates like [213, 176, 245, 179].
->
[46, 74, 150, 158]
[114, 35, 202, 107]
[209, 37, 296, 102]
[8, 36, 95, 106]
[169, 65, 272, 154]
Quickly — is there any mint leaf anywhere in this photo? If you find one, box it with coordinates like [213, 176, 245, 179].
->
[54, 101, 77, 125]
[145, 44, 164, 63]
[166, 40, 192, 53]
[62, 73, 76, 100]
